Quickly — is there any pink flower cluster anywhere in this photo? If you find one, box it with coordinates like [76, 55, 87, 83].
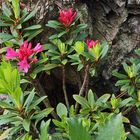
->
[86, 39, 99, 49]
[6, 41, 42, 73]
[59, 8, 77, 27]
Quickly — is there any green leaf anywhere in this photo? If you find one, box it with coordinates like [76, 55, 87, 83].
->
[0, 128, 12, 140]
[12, 86, 23, 108]
[27, 29, 43, 41]
[119, 97, 133, 108]
[51, 134, 66, 140]
[46, 20, 62, 29]
[123, 63, 132, 77]
[76, 33, 88, 41]
[96, 114, 126, 140]
[23, 9, 37, 23]
[100, 41, 109, 59]
[0, 101, 14, 109]
[52, 119, 67, 130]
[16, 133, 32, 140]
[127, 134, 138, 140]
[115, 80, 130, 86]
[2, 4, 12, 17]
[77, 64, 84, 71]
[131, 125, 140, 137]
[56, 103, 68, 118]
[24, 89, 35, 111]
[0, 114, 16, 120]
[39, 120, 51, 140]
[0, 21, 11, 27]
[33, 108, 53, 120]
[32, 64, 58, 75]
[72, 24, 87, 33]
[0, 116, 22, 125]
[89, 68, 96, 77]
[135, 49, 140, 56]
[88, 90, 95, 108]
[49, 34, 58, 40]
[58, 31, 67, 38]
[74, 41, 84, 54]
[112, 70, 128, 79]
[73, 95, 90, 108]
[0, 33, 14, 43]
[0, 61, 23, 108]
[23, 119, 30, 132]
[68, 118, 92, 140]
[96, 94, 111, 106]
[29, 96, 47, 110]
[61, 59, 68, 65]
[23, 25, 42, 30]
[12, 0, 20, 18]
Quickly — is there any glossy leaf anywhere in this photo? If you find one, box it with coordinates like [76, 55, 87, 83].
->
[56, 103, 68, 118]
[73, 95, 90, 108]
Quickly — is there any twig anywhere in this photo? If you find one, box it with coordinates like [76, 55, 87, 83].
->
[62, 65, 70, 109]
[75, 64, 90, 113]
[85, 71, 89, 97]
[28, 76, 58, 119]
[116, 91, 127, 99]
[122, 106, 136, 116]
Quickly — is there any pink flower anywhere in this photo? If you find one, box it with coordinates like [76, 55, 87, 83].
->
[17, 59, 30, 73]
[6, 48, 18, 59]
[18, 41, 34, 61]
[59, 8, 77, 27]
[5, 41, 43, 73]
[33, 43, 43, 53]
[86, 39, 99, 49]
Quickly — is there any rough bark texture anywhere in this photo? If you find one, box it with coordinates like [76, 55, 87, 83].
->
[23, 0, 140, 99]
[78, 0, 140, 79]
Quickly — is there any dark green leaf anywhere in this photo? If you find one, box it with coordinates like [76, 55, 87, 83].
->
[73, 95, 90, 108]
[23, 119, 30, 132]
[23, 9, 37, 23]
[23, 25, 41, 30]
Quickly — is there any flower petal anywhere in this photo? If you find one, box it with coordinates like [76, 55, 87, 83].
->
[86, 39, 99, 49]
[17, 59, 30, 73]
[6, 48, 18, 60]
[33, 43, 43, 53]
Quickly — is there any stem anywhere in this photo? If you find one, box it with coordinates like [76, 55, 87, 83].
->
[116, 91, 126, 99]
[85, 71, 89, 97]
[30, 123, 38, 139]
[75, 64, 90, 113]
[28, 76, 58, 119]
[62, 65, 70, 109]
[122, 106, 136, 115]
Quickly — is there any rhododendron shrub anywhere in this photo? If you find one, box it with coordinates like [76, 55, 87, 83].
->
[46, 8, 87, 41]
[0, 1, 140, 140]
